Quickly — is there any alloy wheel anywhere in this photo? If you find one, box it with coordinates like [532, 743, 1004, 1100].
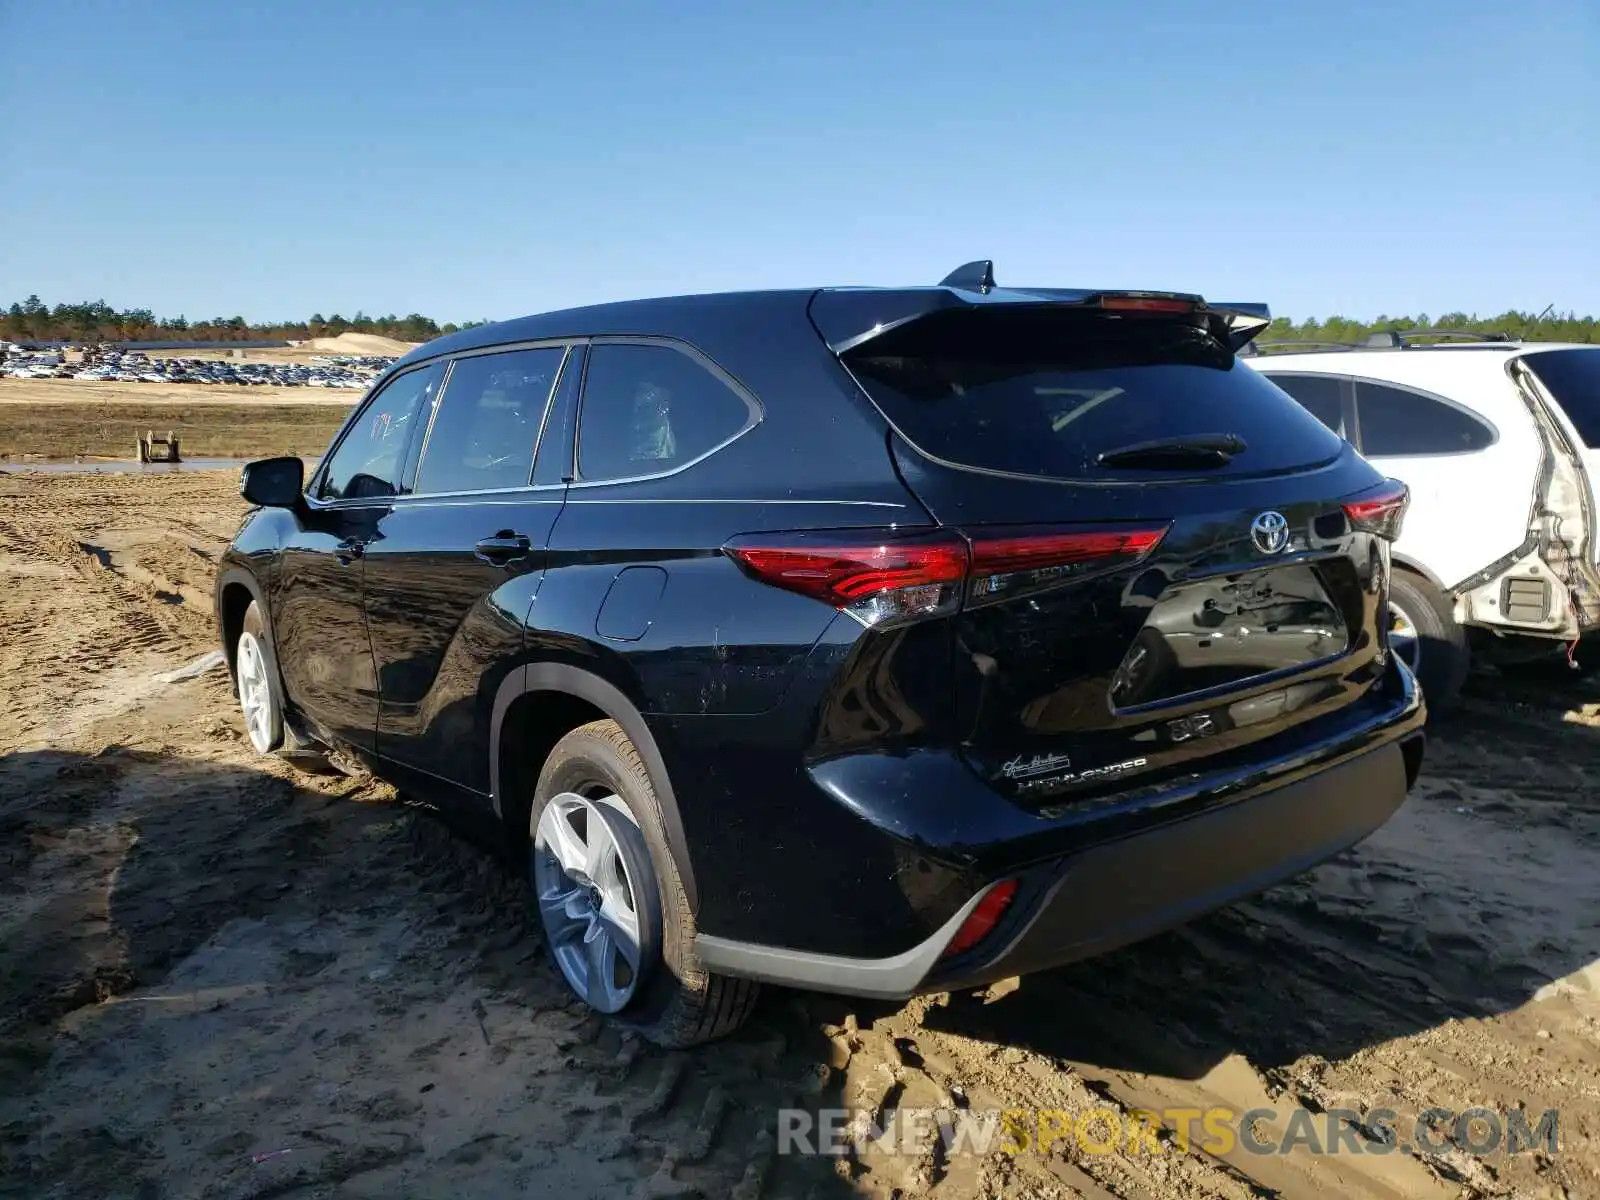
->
[532, 792, 650, 1014]
[236, 632, 275, 754]
[1387, 601, 1422, 673]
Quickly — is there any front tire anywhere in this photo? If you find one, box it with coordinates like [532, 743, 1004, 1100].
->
[1387, 569, 1469, 709]
[529, 719, 758, 1047]
[236, 601, 284, 754]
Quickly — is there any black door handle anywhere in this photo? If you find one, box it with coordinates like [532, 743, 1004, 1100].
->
[475, 532, 532, 564]
[335, 537, 366, 564]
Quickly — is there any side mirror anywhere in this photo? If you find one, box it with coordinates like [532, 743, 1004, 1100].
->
[240, 456, 305, 508]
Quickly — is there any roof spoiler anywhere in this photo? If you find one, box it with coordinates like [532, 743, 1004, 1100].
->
[812, 261, 1272, 353]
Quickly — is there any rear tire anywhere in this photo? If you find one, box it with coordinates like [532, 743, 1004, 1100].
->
[529, 719, 759, 1047]
[1387, 569, 1469, 710]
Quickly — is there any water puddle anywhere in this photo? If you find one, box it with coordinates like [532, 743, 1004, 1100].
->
[0, 458, 254, 475]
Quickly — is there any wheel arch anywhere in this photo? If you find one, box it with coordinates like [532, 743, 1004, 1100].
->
[491, 662, 697, 911]
[1390, 552, 1450, 597]
[215, 566, 270, 679]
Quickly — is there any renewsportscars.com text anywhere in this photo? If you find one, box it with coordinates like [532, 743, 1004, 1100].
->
[778, 1105, 1560, 1159]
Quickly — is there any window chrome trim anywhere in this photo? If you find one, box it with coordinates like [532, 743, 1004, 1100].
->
[406, 356, 457, 492]
[304, 334, 773, 506]
[528, 345, 576, 484]
[558, 497, 908, 507]
[569, 336, 764, 489]
[305, 491, 905, 512]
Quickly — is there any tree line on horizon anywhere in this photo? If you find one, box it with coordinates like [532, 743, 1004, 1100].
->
[2, 293, 1596, 347]
[1258, 310, 1598, 346]
[0, 295, 493, 345]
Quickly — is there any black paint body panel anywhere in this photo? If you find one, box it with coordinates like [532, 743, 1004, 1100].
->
[215, 284, 1426, 976]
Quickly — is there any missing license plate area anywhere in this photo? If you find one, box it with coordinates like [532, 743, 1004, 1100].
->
[1110, 564, 1348, 709]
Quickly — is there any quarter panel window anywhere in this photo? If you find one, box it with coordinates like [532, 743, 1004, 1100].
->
[414, 346, 566, 494]
[1265, 373, 1345, 435]
[318, 364, 443, 501]
[577, 343, 755, 482]
[1354, 381, 1495, 456]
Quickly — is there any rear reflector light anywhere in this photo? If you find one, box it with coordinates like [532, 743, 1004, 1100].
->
[942, 880, 1019, 958]
[725, 524, 1169, 626]
[1342, 479, 1409, 541]
[967, 525, 1168, 603]
[1098, 295, 1197, 314]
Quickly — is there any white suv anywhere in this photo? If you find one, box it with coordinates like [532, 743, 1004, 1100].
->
[1244, 332, 1600, 707]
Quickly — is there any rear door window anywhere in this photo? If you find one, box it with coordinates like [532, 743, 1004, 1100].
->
[1353, 381, 1496, 457]
[414, 346, 565, 494]
[842, 310, 1345, 480]
[1264, 372, 1348, 436]
[1524, 348, 1600, 448]
[576, 342, 756, 482]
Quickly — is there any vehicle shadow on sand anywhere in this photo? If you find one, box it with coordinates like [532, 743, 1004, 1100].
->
[0, 745, 870, 1199]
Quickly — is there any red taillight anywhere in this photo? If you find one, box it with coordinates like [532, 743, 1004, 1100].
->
[1097, 295, 1198, 314]
[1343, 479, 1409, 541]
[967, 525, 1169, 602]
[943, 880, 1019, 958]
[724, 531, 969, 627]
[725, 523, 1169, 625]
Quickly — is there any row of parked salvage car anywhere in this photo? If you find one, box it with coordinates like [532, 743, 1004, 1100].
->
[1, 347, 395, 389]
[1241, 331, 1600, 708]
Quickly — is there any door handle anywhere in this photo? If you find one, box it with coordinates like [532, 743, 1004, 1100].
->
[335, 537, 366, 565]
[474, 532, 532, 564]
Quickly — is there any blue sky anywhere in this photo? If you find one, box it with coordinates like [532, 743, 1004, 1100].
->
[2, 0, 1595, 324]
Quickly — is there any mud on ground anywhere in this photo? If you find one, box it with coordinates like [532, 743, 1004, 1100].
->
[0, 469, 1597, 1199]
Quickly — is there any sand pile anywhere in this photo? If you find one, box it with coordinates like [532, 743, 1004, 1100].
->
[301, 332, 418, 355]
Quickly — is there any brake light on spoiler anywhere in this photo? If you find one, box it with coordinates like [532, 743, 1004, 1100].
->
[725, 524, 1170, 627]
[1342, 479, 1409, 541]
[1096, 294, 1199, 314]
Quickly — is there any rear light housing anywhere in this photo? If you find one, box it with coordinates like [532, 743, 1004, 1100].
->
[1343, 479, 1409, 541]
[942, 879, 1019, 958]
[966, 525, 1168, 605]
[723, 530, 968, 628]
[724, 523, 1170, 627]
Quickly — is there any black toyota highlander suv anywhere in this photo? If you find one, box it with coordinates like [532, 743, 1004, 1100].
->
[215, 261, 1426, 1047]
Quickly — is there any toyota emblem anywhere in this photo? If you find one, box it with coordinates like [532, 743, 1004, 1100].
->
[1250, 510, 1290, 555]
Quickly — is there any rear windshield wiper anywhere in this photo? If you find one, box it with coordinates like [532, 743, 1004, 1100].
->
[1095, 433, 1247, 469]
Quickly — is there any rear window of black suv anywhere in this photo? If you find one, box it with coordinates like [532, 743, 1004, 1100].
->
[841, 310, 1346, 480]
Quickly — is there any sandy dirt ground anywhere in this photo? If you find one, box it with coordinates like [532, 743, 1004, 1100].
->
[0, 379, 352, 461]
[1, 469, 1598, 1200]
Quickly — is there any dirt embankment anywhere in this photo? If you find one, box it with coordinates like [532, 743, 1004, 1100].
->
[1, 469, 1597, 1199]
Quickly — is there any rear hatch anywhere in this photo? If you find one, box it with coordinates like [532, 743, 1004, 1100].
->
[825, 299, 1406, 809]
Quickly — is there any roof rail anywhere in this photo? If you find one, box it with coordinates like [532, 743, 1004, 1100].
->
[1240, 338, 1363, 357]
[1393, 327, 1514, 343]
[1241, 328, 1523, 358]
